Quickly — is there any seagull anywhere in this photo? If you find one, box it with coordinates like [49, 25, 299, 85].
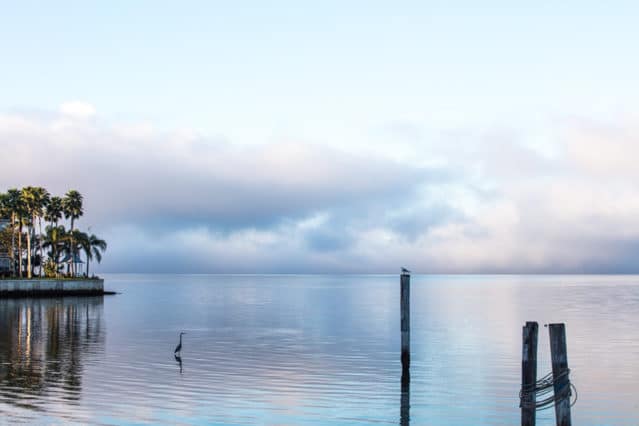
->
[174, 332, 187, 355]
[401, 267, 411, 274]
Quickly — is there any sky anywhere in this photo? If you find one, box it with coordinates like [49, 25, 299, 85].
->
[1, 1, 639, 273]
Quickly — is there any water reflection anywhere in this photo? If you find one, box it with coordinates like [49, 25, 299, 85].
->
[400, 372, 410, 426]
[0, 297, 105, 414]
[2, 275, 639, 424]
[174, 354, 183, 374]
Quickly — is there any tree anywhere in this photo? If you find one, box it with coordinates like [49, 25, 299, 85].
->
[15, 198, 26, 278]
[0, 225, 12, 273]
[0, 194, 12, 276]
[43, 224, 67, 277]
[62, 190, 83, 276]
[1, 187, 105, 279]
[32, 187, 50, 277]
[0, 192, 7, 217]
[44, 196, 64, 276]
[19, 187, 37, 278]
[66, 229, 94, 277]
[85, 234, 107, 277]
[20, 187, 50, 278]
[4, 189, 22, 276]
[62, 190, 83, 230]
[45, 196, 63, 226]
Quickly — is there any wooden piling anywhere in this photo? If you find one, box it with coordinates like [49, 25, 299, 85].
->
[549, 323, 572, 426]
[521, 321, 538, 426]
[400, 272, 410, 376]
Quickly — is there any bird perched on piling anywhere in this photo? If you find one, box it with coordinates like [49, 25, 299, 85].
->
[174, 332, 187, 355]
[401, 267, 411, 274]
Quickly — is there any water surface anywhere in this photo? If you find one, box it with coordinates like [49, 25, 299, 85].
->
[1, 274, 638, 425]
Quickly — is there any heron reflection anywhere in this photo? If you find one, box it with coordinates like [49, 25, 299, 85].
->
[174, 354, 183, 374]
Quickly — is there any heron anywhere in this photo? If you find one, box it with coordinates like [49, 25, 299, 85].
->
[174, 332, 187, 355]
[401, 267, 411, 274]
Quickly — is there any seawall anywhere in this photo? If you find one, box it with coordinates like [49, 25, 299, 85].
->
[0, 279, 108, 298]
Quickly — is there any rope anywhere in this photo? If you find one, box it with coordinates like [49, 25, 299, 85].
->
[519, 369, 578, 411]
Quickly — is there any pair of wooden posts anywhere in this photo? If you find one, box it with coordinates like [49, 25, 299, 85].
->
[399, 275, 572, 426]
[522, 322, 572, 426]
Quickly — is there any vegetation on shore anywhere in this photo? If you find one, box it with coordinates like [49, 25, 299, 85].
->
[0, 187, 107, 279]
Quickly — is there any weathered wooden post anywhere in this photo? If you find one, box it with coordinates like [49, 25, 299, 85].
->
[400, 270, 410, 378]
[521, 321, 539, 426]
[549, 323, 572, 426]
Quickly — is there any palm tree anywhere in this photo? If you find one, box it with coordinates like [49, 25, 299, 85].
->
[0, 192, 8, 226]
[17, 206, 29, 278]
[3, 188, 106, 279]
[32, 187, 50, 277]
[5, 189, 22, 277]
[44, 225, 67, 277]
[65, 229, 90, 277]
[44, 196, 63, 276]
[63, 190, 83, 276]
[85, 234, 107, 277]
[14, 197, 27, 278]
[20, 187, 38, 278]
[0, 193, 9, 274]
[19, 187, 50, 278]
[62, 190, 83, 231]
[0, 192, 6, 216]
[45, 196, 63, 226]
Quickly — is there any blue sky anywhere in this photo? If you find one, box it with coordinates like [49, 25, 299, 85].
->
[1, 2, 638, 272]
[3, 1, 638, 130]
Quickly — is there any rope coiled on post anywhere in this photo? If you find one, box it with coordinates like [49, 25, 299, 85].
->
[519, 369, 577, 411]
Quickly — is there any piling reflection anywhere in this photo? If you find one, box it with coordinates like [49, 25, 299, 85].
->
[0, 297, 105, 409]
[400, 372, 410, 426]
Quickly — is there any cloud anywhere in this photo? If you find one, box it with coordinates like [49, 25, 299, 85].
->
[59, 101, 97, 119]
[561, 118, 639, 179]
[0, 113, 437, 230]
[2, 105, 639, 273]
[0, 104, 454, 272]
[368, 117, 639, 273]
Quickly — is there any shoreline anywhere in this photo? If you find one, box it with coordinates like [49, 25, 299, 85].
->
[0, 278, 115, 298]
[0, 290, 116, 298]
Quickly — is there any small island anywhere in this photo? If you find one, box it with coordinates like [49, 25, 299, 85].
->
[0, 187, 110, 297]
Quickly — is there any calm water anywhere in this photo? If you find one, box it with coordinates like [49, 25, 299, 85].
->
[1, 274, 639, 425]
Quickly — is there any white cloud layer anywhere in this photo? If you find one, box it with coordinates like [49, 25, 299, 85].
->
[1, 104, 638, 273]
[59, 101, 97, 118]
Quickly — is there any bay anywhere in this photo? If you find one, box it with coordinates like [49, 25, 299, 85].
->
[1, 274, 638, 425]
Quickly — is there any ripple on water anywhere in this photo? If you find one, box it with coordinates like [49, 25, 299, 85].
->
[2, 275, 639, 424]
